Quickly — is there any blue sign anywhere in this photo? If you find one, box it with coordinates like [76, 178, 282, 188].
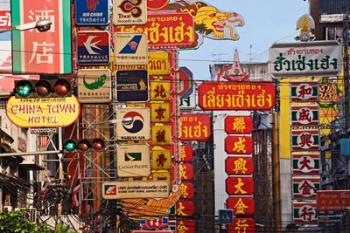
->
[219, 209, 233, 224]
[77, 31, 110, 66]
[75, 0, 109, 25]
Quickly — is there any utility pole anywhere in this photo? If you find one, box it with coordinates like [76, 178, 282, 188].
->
[57, 127, 64, 224]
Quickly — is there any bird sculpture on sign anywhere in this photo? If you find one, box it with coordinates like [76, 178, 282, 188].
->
[167, 0, 245, 47]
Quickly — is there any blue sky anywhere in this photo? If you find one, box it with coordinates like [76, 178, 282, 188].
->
[178, 0, 309, 80]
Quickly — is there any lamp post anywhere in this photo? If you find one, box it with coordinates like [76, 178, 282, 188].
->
[0, 19, 52, 33]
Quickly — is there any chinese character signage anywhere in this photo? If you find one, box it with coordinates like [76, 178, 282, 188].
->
[150, 81, 170, 100]
[6, 96, 80, 128]
[293, 202, 317, 225]
[291, 105, 319, 126]
[292, 152, 320, 175]
[77, 31, 110, 66]
[180, 114, 211, 141]
[290, 82, 319, 102]
[116, 70, 149, 102]
[180, 145, 193, 162]
[113, 0, 147, 25]
[180, 182, 194, 199]
[198, 82, 275, 111]
[176, 220, 195, 233]
[151, 149, 172, 170]
[225, 116, 253, 134]
[176, 201, 195, 216]
[116, 108, 150, 140]
[148, 51, 170, 75]
[114, 33, 148, 65]
[152, 171, 171, 183]
[226, 197, 255, 216]
[151, 102, 170, 122]
[292, 177, 320, 199]
[116, 144, 150, 177]
[269, 41, 341, 76]
[291, 128, 320, 150]
[225, 136, 253, 154]
[227, 218, 256, 233]
[180, 163, 194, 181]
[151, 124, 171, 145]
[225, 156, 254, 175]
[226, 177, 254, 195]
[317, 190, 350, 211]
[115, 12, 195, 48]
[77, 69, 111, 103]
[11, 0, 72, 74]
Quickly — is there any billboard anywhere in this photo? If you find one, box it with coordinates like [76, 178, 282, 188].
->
[317, 190, 350, 211]
[11, 0, 72, 74]
[179, 114, 211, 141]
[116, 144, 150, 177]
[198, 82, 275, 111]
[115, 12, 195, 48]
[102, 181, 169, 199]
[116, 108, 150, 140]
[6, 96, 80, 128]
[77, 69, 111, 103]
[269, 40, 341, 76]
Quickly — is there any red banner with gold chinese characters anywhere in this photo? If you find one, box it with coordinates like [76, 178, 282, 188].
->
[226, 197, 255, 216]
[180, 145, 193, 162]
[198, 82, 275, 111]
[225, 136, 253, 154]
[180, 163, 194, 181]
[180, 182, 195, 199]
[227, 218, 256, 233]
[180, 114, 211, 141]
[226, 177, 254, 195]
[176, 220, 195, 233]
[176, 200, 195, 216]
[225, 116, 253, 134]
[225, 156, 254, 175]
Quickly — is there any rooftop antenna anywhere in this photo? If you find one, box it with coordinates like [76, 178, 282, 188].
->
[212, 53, 228, 63]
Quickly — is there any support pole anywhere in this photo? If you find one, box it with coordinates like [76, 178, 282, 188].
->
[57, 127, 64, 224]
[272, 112, 281, 232]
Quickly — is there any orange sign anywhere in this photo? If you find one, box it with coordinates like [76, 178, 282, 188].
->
[225, 136, 253, 154]
[225, 116, 253, 134]
[115, 12, 195, 48]
[180, 114, 211, 141]
[198, 82, 275, 110]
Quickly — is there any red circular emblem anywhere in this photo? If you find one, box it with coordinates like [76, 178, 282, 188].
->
[147, 0, 169, 10]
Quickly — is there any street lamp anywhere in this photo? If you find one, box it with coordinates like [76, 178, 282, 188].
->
[0, 19, 52, 33]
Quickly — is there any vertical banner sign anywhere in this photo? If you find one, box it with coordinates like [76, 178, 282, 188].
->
[290, 82, 319, 102]
[11, 0, 72, 74]
[113, 0, 147, 25]
[225, 116, 253, 134]
[75, 0, 109, 25]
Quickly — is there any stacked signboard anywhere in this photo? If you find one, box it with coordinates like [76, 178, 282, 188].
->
[290, 82, 320, 225]
[224, 116, 256, 233]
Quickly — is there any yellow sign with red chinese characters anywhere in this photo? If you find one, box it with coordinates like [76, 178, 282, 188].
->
[148, 51, 170, 75]
[152, 149, 172, 170]
[150, 81, 171, 100]
[151, 124, 171, 145]
[151, 102, 170, 122]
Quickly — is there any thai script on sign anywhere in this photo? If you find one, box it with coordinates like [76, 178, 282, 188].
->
[198, 82, 275, 110]
[180, 114, 211, 141]
[115, 12, 195, 48]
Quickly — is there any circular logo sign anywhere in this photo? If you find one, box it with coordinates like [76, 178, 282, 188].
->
[122, 111, 145, 133]
[147, 0, 169, 10]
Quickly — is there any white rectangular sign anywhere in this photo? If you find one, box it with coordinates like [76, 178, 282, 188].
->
[117, 144, 150, 177]
[116, 108, 150, 140]
[102, 180, 169, 199]
[269, 40, 341, 76]
[114, 33, 148, 65]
